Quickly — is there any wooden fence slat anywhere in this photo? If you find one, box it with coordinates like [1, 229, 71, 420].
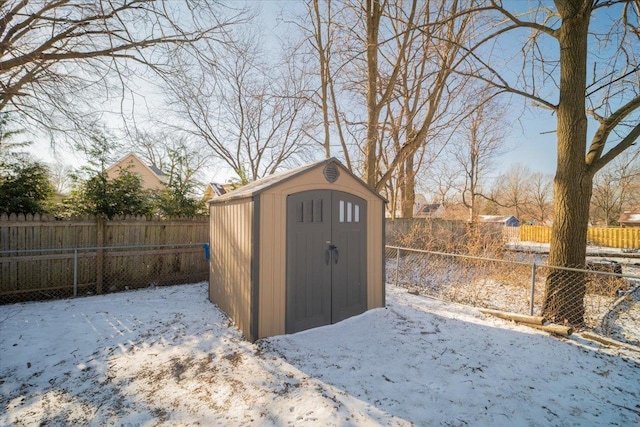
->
[521, 224, 640, 249]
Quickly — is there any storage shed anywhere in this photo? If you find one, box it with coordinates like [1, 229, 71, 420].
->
[209, 158, 386, 341]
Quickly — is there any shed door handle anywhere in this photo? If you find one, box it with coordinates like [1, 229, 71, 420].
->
[333, 247, 339, 264]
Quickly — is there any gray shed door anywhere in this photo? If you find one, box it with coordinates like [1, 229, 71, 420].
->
[286, 190, 367, 334]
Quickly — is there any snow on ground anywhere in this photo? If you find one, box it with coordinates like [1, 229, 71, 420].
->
[1, 283, 639, 426]
[601, 286, 640, 348]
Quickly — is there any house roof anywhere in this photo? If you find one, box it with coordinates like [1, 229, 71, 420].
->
[106, 153, 167, 181]
[416, 203, 443, 215]
[210, 158, 386, 204]
[207, 183, 228, 197]
[619, 212, 640, 224]
[147, 164, 167, 177]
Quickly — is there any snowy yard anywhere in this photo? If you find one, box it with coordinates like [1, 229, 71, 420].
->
[1, 282, 639, 426]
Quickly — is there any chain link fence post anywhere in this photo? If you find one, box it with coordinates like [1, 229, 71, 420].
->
[395, 247, 400, 286]
[96, 218, 105, 294]
[530, 261, 537, 316]
[73, 249, 78, 298]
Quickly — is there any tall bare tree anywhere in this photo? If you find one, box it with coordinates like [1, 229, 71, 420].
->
[379, 0, 473, 217]
[496, 164, 533, 221]
[464, 1, 640, 324]
[47, 161, 73, 194]
[422, 160, 460, 206]
[363, 0, 386, 186]
[291, 0, 479, 203]
[527, 172, 554, 223]
[0, 1, 245, 144]
[364, 0, 476, 194]
[452, 98, 508, 223]
[590, 152, 640, 225]
[132, 129, 211, 197]
[166, 28, 314, 183]
[287, 0, 354, 168]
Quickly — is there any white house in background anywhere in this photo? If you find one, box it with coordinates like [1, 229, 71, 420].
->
[619, 212, 640, 227]
[478, 215, 520, 227]
[106, 153, 168, 191]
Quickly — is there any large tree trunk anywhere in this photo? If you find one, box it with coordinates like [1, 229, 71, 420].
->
[542, 1, 592, 325]
[401, 155, 416, 218]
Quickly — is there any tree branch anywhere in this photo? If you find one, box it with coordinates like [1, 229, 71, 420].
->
[587, 95, 640, 171]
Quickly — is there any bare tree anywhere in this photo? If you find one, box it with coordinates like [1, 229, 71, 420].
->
[363, 0, 386, 186]
[290, 0, 478, 202]
[378, 1, 474, 217]
[302, 0, 353, 166]
[421, 160, 460, 206]
[462, 1, 640, 324]
[495, 164, 533, 221]
[283, 0, 360, 169]
[47, 161, 74, 194]
[0, 1, 246, 144]
[131, 129, 211, 197]
[364, 0, 477, 194]
[590, 152, 640, 225]
[452, 98, 509, 223]
[166, 28, 314, 183]
[527, 172, 554, 223]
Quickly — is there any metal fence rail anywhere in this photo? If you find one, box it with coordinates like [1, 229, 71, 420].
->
[385, 245, 640, 345]
[0, 243, 210, 304]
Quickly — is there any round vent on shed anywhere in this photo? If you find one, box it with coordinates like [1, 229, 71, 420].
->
[323, 163, 340, 183]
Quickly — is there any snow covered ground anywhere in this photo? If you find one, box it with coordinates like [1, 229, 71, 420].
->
[1, 282, 639, 426]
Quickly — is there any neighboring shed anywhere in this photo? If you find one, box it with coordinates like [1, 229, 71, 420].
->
[209, 158, 386, 341]
[478, 215, 520, 227]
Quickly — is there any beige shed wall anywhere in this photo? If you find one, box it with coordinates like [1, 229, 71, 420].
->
[258, 166, 384, 338]
[209, 199, 254, 340]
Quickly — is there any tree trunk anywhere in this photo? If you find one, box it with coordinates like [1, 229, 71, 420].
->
[364, 0, 381, 186]
[396, 161, 405, 219]
[401, 155, 416, 218]
[313, 0, 331, 159]
[542, 1, 592, 325]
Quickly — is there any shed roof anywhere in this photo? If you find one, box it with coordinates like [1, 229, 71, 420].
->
[210, 158, 386, 204]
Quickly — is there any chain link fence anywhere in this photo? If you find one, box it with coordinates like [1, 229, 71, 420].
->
[385, 245, 640, 346]
[0, 243, 210, 304]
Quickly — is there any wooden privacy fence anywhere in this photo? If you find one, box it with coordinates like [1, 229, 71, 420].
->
[520, 225, 640, 248]
[0, 214, 210, 303]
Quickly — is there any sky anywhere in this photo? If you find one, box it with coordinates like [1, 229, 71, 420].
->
[499, 109, 559, 176]
[1, 282, 638, 425]
[22, 0, 623, 184]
